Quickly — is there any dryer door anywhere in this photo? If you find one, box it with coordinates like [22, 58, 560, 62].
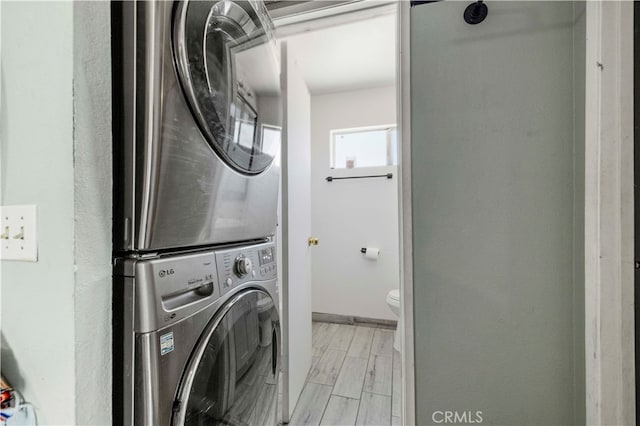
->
[173, 289, 280, 426]
[173, 0, 281, 175]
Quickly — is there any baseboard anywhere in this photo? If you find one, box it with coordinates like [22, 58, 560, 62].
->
[312, 312, 397, 329]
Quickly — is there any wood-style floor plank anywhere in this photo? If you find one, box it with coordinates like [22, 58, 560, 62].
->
[320, 395, 360, 426]
[332, 356, 368, 399]
[313, 323, 339, 357]
[356, 392, 391, 426]
[329, 324, 356, 351]
[392, 349, 401, 417]
[347, 326, 375, 359]
[308, 348, 347, 386]
[363, 354, 393, 396]
[307, 356, 321, 381]
[289, 382, 333, 426]
[294, 322, 402, 426]
[371, 328, 394, 358]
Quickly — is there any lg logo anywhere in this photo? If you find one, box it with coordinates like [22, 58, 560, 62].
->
[158, 268, 175, 278]
[432, 411, 483, 424]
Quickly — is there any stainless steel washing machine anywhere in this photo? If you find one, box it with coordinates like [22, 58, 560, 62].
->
[114, 241, 280, 425]
[113, 0, 282, 253]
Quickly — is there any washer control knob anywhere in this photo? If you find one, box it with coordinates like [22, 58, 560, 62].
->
[234, 255, 252, 277]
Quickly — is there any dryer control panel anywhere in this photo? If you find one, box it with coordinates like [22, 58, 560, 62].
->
[215, 241, 277, 295]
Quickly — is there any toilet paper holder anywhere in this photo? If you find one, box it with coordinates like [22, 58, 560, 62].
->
[360, 248, 380, 254]
[360, 247, 380, 260]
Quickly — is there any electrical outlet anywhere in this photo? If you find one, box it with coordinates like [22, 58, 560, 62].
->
[0, 205, 37, 262]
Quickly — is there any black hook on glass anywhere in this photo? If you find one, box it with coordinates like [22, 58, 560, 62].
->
[464, 0, 488, 25]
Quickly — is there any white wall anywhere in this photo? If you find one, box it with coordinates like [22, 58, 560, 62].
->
[310, 86, 398, 321]
[72, 2, 112, 424]
[0, 2, 111, 424]
[1, 3, 77, 423]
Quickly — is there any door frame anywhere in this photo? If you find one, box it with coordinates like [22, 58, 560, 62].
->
[397, 2, 415, 425]
[584, 2, 635, 424]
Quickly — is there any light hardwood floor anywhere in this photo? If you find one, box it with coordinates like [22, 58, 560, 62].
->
[289, 322, 402, 426]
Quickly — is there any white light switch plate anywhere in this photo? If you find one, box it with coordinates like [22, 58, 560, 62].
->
[0, 205, 38, 262]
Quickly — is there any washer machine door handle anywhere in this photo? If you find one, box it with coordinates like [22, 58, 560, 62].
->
[161, 281, 215, 311]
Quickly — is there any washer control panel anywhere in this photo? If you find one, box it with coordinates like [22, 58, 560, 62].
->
[126, 251, 221, 332]
[216, 241, 277, 295]
[234, 255, 253, 277]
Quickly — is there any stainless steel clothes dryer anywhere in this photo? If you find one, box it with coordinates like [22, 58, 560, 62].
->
[113, 0, 282, 253]
[114, 241, 280, 425]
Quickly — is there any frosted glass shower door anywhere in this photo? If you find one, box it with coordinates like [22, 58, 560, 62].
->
[408, 2, 585, 425]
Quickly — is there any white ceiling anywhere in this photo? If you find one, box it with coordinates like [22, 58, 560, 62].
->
[280, 13, 396, 94]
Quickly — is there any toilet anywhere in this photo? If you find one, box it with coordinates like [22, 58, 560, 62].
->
[385, 289, 402, 352]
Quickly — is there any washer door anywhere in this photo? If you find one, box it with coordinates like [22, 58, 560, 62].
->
[173, 289, 280, 426]
[173, 0, 280, 175]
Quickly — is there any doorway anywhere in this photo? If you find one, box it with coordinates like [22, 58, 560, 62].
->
[272, 2, 404, 425]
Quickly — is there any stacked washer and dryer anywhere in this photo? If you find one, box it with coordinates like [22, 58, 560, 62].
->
[112, 1, 282, 425]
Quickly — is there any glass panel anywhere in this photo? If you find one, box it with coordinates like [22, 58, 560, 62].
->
[332, 127, 397, 168]
[409, 2, 584, 423]
[181, 291, 279, 426]
[176, 0, 281, 174]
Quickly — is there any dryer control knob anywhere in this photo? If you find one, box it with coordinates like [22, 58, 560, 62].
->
[234, 256, 252, 277]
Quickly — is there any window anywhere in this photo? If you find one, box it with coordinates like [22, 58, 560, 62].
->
[330, 125, 397, 169]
